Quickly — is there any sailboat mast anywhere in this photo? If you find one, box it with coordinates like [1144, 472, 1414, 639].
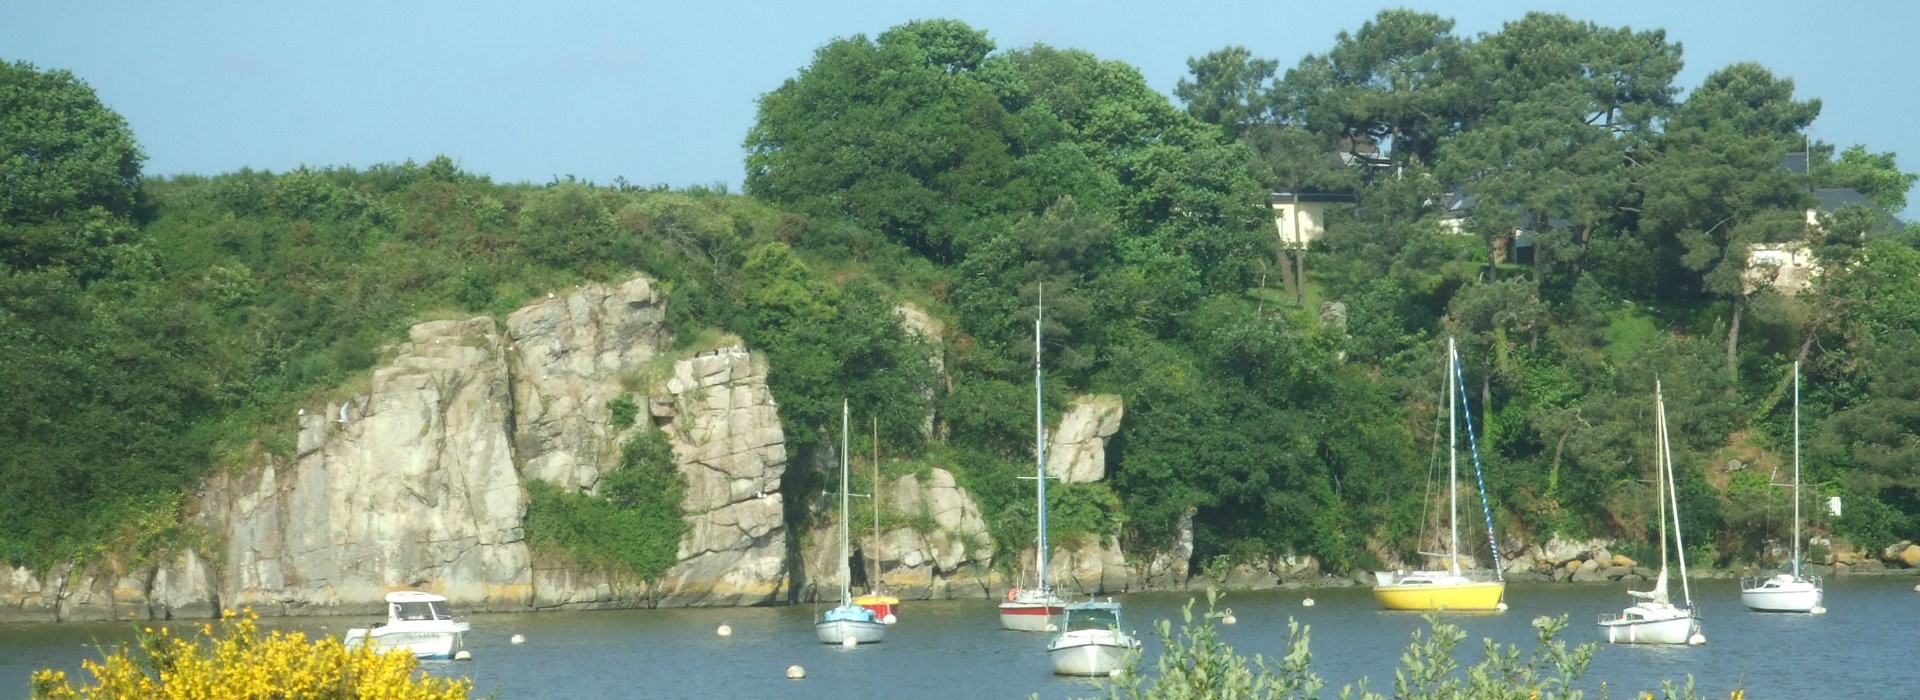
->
[1659, 385, 1694, 606]
[1447, 337, 1460, 576]
[840, 400, 852, 606]
[1793, 361, 1802, 577]
[1035, 286, 1049, 592]
[1655, 381, 1670, 585]
[873, 416, 882, 591]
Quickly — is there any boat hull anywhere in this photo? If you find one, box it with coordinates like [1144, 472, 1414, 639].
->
[999, 600, 1066, 632]
[853, 593, 900, 624]
[343, 627, 464, 660]
[1740, 575, 1822, 612]
[1597, 610, 1696, 645]
[814, 618, 887, 645]
[1371, 578, 1505, 611]
[1048, 632, 1138, 676]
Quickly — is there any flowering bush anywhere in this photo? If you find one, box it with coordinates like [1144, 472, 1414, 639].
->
[30, 609, 472, 700]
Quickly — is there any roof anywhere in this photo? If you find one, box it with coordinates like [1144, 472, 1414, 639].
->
[1814, 187, 1904, 233]
[1781, 151, 1810, 175]
[384, 591, 450, 603]
[1815, 188, 1875, 211]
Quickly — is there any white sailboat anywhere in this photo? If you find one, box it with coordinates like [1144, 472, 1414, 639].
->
[1598, 379, 1704, 646]
[1372, 336, 1506, 611]
[814, 400, 887, 645]
[1741, 361, 1825, 613]
[999, 289, 1067, 632]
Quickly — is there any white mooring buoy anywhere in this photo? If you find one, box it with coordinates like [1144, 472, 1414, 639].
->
[717, 624, 733, 637]
[1496, 602, 1509, 612]
[1221, 613, 1238, 625]
[1302, 597, 1316, 607]
[453, 650, 472, 661]
[1811, 606, 1827, 615]
[786, 665, 806, 680]
[509, 633, 525, 645]
[1688, 632, 1706, 646]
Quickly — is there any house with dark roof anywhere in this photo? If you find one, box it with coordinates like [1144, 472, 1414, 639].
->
[1745, 152, 1899, 294]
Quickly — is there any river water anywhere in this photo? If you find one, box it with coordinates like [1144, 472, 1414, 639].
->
[4, 576, 1915, 699]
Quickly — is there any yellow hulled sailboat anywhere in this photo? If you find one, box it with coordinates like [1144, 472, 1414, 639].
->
[1372, 337, 1506, 611]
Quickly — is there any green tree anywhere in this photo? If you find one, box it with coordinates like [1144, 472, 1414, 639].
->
[1276, 9, 1480, 169]
[1, 60, 146, 276]
[1438, 13, 1679, 290]
[1637, 63, 1816, 381]
[1818, 144, 1917, 212]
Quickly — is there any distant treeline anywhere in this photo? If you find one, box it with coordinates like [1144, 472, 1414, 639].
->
[2, 10, 1916, 575]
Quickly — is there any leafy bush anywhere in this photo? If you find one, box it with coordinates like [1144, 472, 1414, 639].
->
[1092, 589, 1726, 700]
[523, 429, 688, 580]
[30, 609, 472, 699]
[608, 394, 639, 430]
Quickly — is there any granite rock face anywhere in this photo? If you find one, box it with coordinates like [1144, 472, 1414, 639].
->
[1046, 395, 1123, 483]
[0, 278, 799, 620]
[203, 315, 533, 615]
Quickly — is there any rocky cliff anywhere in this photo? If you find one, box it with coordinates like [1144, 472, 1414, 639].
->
[0, 277, 1181, 623]
[0, 278, 793, 621]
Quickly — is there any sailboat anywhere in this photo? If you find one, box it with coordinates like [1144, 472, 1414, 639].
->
[853, 416, 901, 624]
[814, 400, 887, 645]
[1740, 361, 1825, 613]
[1598, 379, 1704, 645]
[1372, 337, 1506, 611]
[999, 290, 1067, 632]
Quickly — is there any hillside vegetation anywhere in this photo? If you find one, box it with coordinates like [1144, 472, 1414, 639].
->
[3, 10, 1917, 578]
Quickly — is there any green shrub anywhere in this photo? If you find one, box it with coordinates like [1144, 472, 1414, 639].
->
[608, 394, 639, 430]
[1090, 589, 1729, 700]
[523, 429, 688, 580]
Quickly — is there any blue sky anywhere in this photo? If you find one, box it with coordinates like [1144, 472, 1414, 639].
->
[5, 1, 1915, 219]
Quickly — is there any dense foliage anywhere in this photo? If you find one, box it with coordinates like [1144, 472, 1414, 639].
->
[29, 610, 472, 699]
[1091, 590, 1726, 700]
[4, 9, 1920, 580]
[524, 426, 689, 581]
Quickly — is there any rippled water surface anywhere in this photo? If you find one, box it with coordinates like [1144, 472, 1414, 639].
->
[6, 576, 1918, 699]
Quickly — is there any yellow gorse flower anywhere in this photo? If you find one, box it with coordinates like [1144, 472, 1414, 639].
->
[29, 607, 472, 700]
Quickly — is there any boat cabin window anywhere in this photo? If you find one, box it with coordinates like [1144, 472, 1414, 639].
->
[1064, 608, 1121, 632]
[393, 600, 452, 621]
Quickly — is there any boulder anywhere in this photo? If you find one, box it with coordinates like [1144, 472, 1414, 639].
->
[1898, 544, 1920, 569]
[1570, 565, 1610, 583]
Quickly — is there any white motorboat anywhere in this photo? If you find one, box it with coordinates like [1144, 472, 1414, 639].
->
[1373, 337, 1506, 611]
[814, 401, 887, 645]
[344, 591, 470, 659]
[1047, 599, 1139, 676]
[1740, 361, 1824, 613]
[1598, 380, 1703, 646]
[999, 289, 1066, 632]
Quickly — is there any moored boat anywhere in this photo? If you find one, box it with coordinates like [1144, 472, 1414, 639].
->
[1046, 599, 1139, 677]
[1740, 361, 1824, 613]
[853, 593, 900, 624]
[999, 289, 1066, 632]
[1598, 379, 1702, 646]
[1372, 337, 1506, 612]
[343, 591, 470, 660]
[814, 401, 887, 645]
